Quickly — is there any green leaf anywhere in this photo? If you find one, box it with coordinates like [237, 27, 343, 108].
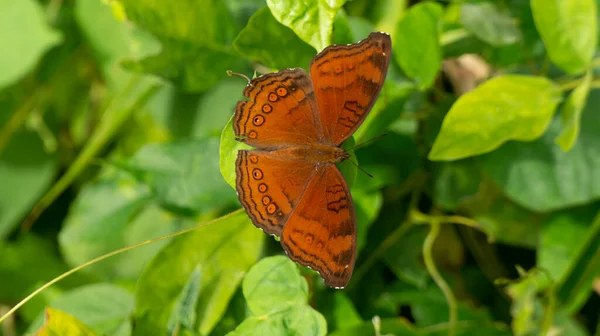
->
[233, 7, 316, 71]
[531, 0, 598, 74]
[394, 2, 443, 89]
[479, 90, 600, 212]
[267, 0, 348, 51]
[556, 211, 600, 313]
[0, 235, 88, 306]
[27, 284, 134, 336]
[538, 205, 597, 282]
[0, 129, 58, 238]
[555, 71, 592, 151]
[220, 116, 252, 189]
[167, 266, 203, 334]
[228, 256, 327, 336]
[429, 75, 562, 161]
[0, 0, 62, 89]
[74, 0, 160, 89]
[35, 308, 97, 336]
[460, 2, 522, 46]
[134, 211, 264, 335]
[126, 137, 238, 213]
[59, 172, 192, 280]
[118, 0, 241, 91]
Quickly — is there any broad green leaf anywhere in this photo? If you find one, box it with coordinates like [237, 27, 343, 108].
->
[59, 173, 191, 280]
[460, 2, 522, 46]
[118, 0, 237, 45]
[434, 159, 481, 211]
[538, 205, 597, 282]
[531, 0, 597, 74]
[395, 2, 443, 89]
[384, 226, 429, 287]
[353, 189, 382, 254]
[556, 211, 600, 313]
[479, 90, 600, 212]
[167, 267, 203, 334]
[429, 75, 562, 161]
[332, 9, 354, 45]
[134, 211, 264, 335]
[0, 129, 58, 238]
[228, 256, 327, 336]
[0, 0, 62, 89]
[74, 0, 160, 89]
[35, 308, 97, 336]
[329, 318, 419, 336]
[0, 235, 89, 308]
[27, 284, 134, 336]
[126, 137, 238, 213]
[318, 292, 362, 332]
[233, 7, 316, 71]
[117, 0, 242, 91]
[555, 71, 592, 151]
[267, 0, 347, 51]
[123, 43, 242, 92]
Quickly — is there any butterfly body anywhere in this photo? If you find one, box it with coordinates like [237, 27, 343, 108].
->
[234, 32, 391, 288]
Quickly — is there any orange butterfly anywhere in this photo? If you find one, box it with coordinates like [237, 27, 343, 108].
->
[233, 32, 391, 288]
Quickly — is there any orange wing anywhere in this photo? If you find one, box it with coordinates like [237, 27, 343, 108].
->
[236, 150, 318, 236]
[280, 164, 356, 288]
[233, 68, 325, 149]
[310, 32, 391, 145]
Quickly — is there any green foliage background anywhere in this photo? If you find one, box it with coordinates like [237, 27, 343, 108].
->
[0, 0, 599, 335]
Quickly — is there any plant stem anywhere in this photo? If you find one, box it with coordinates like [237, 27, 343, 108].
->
[423, 221, 457, 336]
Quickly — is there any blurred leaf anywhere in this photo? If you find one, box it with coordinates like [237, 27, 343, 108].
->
[384, 225, 429, 287]
[233, 7, 316, 71]
[538, 205, 598, 282]
[0, 0, 62, 89]
[556, 211, 600, 313]
[35, 308, 97, 336]
[531, 0, 597, 74]
[555, 71, 592, 151]
[353, 189, 382, 254]
[317, 292, 362, 332]
[480, 90, 600, 212]
[329, 318, 419, 336]
[394, 2, 443, 89]
[118, 0, 242, 91]
[134, 211, 264, 335]
[126, 137, 237, 213]
[429, 75, 562, 161]
[74, 0, 160, 89]
[460, 2, 522, 46]
[59, 173, 194, 281]
[28, 284, 134, 336]
[0, 235, 87, 306]
[166, 266, 202, 334]
[267, 0, 347, 51]
[0, 129, 58, 238]
[332, 9, 354, 45]
[228, 256, 327, 336]
[434, 159, 481, 211]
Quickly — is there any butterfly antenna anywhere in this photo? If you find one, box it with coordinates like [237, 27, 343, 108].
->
[347, 159, 374, 178]
[349, 133, 388, 151]
[227, 70, 251, 84]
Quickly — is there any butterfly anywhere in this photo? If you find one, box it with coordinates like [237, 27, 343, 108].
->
[233, 32, 391, 288]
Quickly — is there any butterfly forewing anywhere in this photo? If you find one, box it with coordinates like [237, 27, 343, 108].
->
[310, 32, 392, 145]
[233, 68, 325, 149]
